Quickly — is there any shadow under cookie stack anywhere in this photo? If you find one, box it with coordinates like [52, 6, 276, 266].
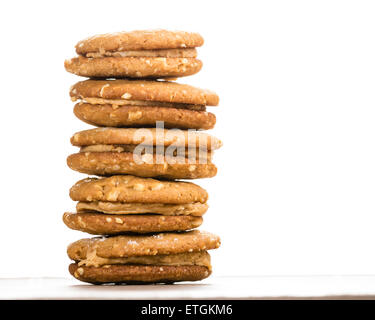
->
[63, 30, 222, 284]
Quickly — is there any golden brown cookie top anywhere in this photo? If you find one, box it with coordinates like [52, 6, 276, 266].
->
[69, 175, 208, 204]
[70, 80, 219, 106]
[67, 230, 220, 259]
[75, 30, 204, 55]
[70, 127, 222, 150]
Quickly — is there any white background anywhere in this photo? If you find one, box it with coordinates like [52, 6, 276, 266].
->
[1, 0, 375, 278]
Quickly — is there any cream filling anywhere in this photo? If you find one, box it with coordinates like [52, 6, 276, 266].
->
[85, 48, 197, 58]
[77, 249, 211, 271]
[79, 144, 212, 161]
[72, 97, 205, 111]
[76, 201, 208, 216]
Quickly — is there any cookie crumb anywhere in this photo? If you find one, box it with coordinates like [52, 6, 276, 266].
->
[99, 84, 110, 97]
[115, 218, 123, 224]
[121, 92, 132, 99]
[77, 267, 84, 275]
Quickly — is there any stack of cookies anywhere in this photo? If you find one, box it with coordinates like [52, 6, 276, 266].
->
[64, 30, 222, 284]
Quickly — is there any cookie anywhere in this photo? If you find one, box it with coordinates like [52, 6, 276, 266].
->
[63, 212, 203, 235]
[65, 57, 202, 79]
[70, 128, 222, 150]
[67, 230, 220, 259]
[73, 103, 216, 130]
[76, 201, 208, 216]
[69, 264, 210, 284]
[68, 127, 220, 179]
[67, 230, 219, 284]
[70, 79, 219, 106]
[70, 176, 208, 204]
[75, 30, 204, 55]
[70, 78, 218, 129]
[67, 152, 217, 179]
[70, 176, 208, 220]
[65, 30, 204, 79]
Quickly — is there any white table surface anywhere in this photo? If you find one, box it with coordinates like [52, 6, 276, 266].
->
[1, 275, 375, 299]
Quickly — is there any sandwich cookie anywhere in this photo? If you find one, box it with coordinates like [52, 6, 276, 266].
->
[70, 79, 218, 129]
[67, 230, 220, 284]
[64, 30, 203, 78]
[63, 175, 208, 234]
[67, 128, 222, 179]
